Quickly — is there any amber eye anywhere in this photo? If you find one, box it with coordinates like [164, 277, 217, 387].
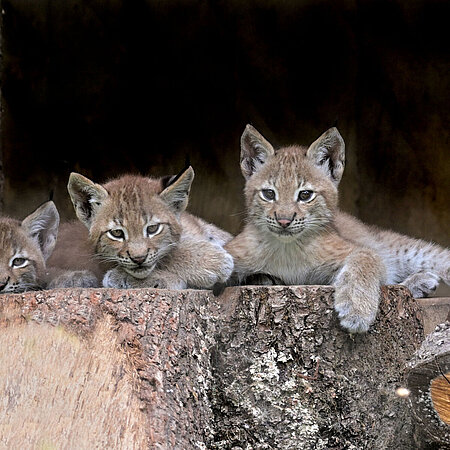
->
[11, 257, 28, 268]
[146, 224, 162, 236]
[260, 189, 276, 201]
[298, 190, 314, 202]
[108, 229, 125, 240]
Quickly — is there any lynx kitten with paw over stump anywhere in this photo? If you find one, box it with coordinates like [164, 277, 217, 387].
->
[224, 125, 449, 333]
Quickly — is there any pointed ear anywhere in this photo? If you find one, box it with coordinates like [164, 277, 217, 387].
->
[21, 201, 60, 261]
[160, 166, 194, 214]
[306, 127, 345, 184]
[240, 124, 275, 179]
[68, 172, 109, 228]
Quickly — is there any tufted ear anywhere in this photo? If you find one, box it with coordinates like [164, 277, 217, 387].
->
[240, 124, 275, 179]
[160, 166, 194, 214]
[306, 127, 345, 185]
[68, 172, 109, 229]
[21, 201, 60, 261]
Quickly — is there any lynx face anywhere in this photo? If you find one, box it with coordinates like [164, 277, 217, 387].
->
[241, 126, 344, 241]
[68, 169, 193, 279]
[0, 202, 59, 293]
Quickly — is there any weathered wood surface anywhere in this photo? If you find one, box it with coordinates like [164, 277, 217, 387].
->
[407, 322, 450, 448]
[0, 285, 425, 449]
[417, 297, 450, 336]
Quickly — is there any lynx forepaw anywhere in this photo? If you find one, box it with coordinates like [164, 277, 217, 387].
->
[48, 270, 99, 289]
[103, 268, 132, 289]
[147, 271, 187, 290]
[203, 247, 234, 289]
[215, 251, 234, 284]
[103, 267, 187, 290]
[400, 271, 440, 298]
[334, 284, 379, 333]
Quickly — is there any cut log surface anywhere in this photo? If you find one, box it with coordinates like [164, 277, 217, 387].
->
[416, 297, 450, 336]
[0, 285, 425, 449]
[407, 322, 450, 447]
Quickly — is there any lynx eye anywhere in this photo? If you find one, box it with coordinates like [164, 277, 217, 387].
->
[146, 223, 163, 237]
[107, 229, 125, 241]
[297, 190, 315, 202]
[260, 189, 276, 202]
[11, 257, 28, 268]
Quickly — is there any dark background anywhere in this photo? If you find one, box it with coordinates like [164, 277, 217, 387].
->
[1, 0, 449, 247]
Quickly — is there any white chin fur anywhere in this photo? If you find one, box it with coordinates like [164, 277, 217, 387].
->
[124, 265, 155, 279]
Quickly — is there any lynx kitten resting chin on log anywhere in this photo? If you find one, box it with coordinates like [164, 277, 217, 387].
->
[48, 167, 233, 290]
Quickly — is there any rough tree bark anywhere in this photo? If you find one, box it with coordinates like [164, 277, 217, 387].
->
[407, 321, 450, 448]
[0, 285, 427, 448]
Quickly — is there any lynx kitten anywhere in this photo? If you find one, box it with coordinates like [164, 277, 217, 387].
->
[0, 201, 59, 293]
[225, 125, 449, 333]
[48, 166, 233, 290]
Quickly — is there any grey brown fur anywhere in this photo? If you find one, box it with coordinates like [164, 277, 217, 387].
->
[48, 167, 233, 289]
[0, 201, 59, 293]
[225, 125, 450, 333]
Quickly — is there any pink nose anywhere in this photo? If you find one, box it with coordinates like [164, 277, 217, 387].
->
[277, 218, 292, 228]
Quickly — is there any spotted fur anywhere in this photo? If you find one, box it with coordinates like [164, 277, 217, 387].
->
[335, 212, 450, 297]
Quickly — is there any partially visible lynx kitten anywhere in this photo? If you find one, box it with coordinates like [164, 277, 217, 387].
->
[225, 125, 449, 333]
[49, 167, 233, 289]
[0, 201, 59, 293]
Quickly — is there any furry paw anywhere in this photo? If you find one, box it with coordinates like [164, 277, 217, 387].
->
[103, 268, 131, 289]
[332, 248, 383, 333]
[191, 248, 234, 289]
[401, 271, 440, 298]
[216, 251, 234, 284]
[210, 249, 234, 286]
[48, 270, 99, 289]
[334, 285, 379, 333]
[103, 267, 187, 290]
[148, 272, 187, 290]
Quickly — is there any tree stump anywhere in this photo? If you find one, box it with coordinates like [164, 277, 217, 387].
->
[407, 322, 450, 448]
[0, 285, 424, 448]
[417, 297, 450, 336]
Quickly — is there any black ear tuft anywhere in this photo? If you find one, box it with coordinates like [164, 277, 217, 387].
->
[160, 166, 195, 214]
[161, 158, 192, 192]
[161, 175, 176, 191]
